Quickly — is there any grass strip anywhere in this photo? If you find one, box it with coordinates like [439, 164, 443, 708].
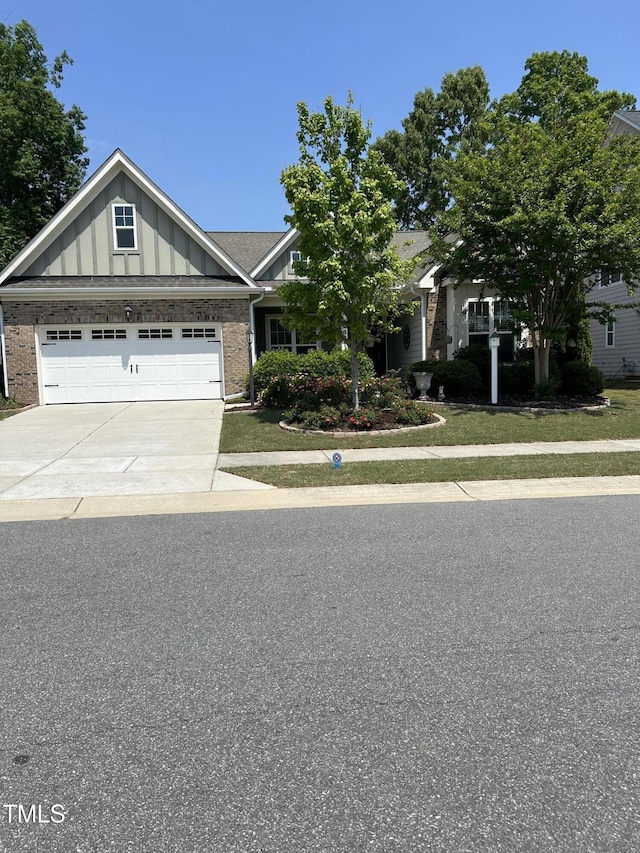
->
[220, 389, 640, 453]
[220, 451, 640, 488]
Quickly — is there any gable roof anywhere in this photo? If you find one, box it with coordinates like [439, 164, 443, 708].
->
[248, 228, 300, 278]
[0, 149, 258, 288]
[207, 231, 286, 274]
[609, 110, 640, 138]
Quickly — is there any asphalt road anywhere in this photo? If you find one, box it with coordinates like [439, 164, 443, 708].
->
[1, 496, 639, 852]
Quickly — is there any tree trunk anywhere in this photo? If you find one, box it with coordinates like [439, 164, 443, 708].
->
[350, 343, 360, 410]
[532, 331, 551, 386]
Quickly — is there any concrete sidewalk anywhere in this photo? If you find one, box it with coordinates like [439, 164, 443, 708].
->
[218, 438, 640, 468]
[1, 400, 640, 522]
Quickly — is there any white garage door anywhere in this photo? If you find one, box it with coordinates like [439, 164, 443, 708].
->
[39, 324, 223, 404]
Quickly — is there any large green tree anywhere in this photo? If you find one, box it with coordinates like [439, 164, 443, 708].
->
[0, 20, 88, 268]
[431, 51, 640, 384]
[373, 66, 490, 229]
[280, 95, 415, 408]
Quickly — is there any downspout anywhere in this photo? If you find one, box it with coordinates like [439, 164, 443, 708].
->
[224, 289, 267, 402]
[0, 304, 8, 398]
[410, 285, 427, 362]
[249, 289, 266, 364]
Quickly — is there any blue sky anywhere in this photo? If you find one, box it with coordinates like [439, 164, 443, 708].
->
[8, 0, 640, 231]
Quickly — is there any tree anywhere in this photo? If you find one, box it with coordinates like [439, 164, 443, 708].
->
[373, 67, 490, 229]
[431, 51, 640, 385]
[280, 95, 416, 408]
[0, 20, 88, 268]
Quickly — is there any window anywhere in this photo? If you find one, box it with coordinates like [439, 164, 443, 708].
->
[493, 300, 513, 332]
[288, 250, 308, 276]
[113, 204, 137, 250]
[266, 317, 318, 355]
[606, 320, 616, 348]
[45, 329, 82, 341]
[467, 299, 515, 360]
[91, 329, 127, 340]
[600, 272, 622, 288]
[468, 301, 490, 334]
[181, 327, 217, 339]
[138, 328, 173, 339]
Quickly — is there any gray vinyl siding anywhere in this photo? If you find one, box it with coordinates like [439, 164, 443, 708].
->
[256, 240, 306, 283]
[23, 174, 226, 279]
[590, 283, 640, 376]
[387, 306, 424, 374]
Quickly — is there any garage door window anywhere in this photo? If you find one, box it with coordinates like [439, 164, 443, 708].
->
[46, 329, 82, 341]
[182, 327, 217, 339]
[138, 328, 173, 339]
[91, 329, 127, 340]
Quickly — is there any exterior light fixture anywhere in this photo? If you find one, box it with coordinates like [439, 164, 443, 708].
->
[124, 305, 132, 322]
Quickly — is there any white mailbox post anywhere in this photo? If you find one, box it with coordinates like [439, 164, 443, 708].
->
[489, 332, 500, 405]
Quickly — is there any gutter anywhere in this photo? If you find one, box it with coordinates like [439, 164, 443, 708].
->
[0, 286, 254, 300]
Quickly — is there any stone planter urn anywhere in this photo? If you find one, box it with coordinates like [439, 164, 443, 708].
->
[413, 371, 433, 401]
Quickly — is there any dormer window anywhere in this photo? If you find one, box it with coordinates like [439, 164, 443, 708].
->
[113, 204, 137, 250]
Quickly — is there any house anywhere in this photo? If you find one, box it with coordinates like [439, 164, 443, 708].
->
[588, 110, 640, 378]
[0, 148, 515, 406]
[0, 150, 259, 406]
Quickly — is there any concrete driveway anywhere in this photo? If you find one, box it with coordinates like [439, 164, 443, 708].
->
[0, 401, 268, 500]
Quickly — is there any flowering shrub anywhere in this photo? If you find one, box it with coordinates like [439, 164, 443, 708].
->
[347, 408, 377, 430]
[261, 375, 351, 409]
[286, 405, 342, 430]
[391, 400, 433, 426]
[249, 348, 375, 394]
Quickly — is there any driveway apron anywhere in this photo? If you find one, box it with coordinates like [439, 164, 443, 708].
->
[0, 401, 226, 500]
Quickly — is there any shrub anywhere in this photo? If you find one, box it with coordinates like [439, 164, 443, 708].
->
[391, 400, 433, 426]
[534, 377, 559, 400]
[249, 347, 375, 395]
[560, 361, 605, 397]
[454, 345, 492, 389]
[302, 349, 375, 381]
[250, 350, 301, 394]
[432, 360, 483, 400]
[347, 408, 377, 430]
[262, 374, 351, 410]
[359, 373, 404, 407]
[498, 361, 535, 398]
[286, 405, 342, 430]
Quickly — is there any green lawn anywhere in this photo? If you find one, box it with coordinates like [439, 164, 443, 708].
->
[220, 387, 640, 453]
[220, 452, 640, 488]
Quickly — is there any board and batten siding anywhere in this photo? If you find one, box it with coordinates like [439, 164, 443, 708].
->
[589, 281, 640, 376]
[23, 173, 225, 279]
[256, 240, 303, 282]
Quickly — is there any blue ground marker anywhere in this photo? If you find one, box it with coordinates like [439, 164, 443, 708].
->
[332, 452, 342, 470]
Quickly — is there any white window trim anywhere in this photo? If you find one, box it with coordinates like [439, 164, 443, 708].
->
[112, 203, 138, 252]
[605, 320, 616, 348]
[466, 298, 514, 340]
[265, 315, 319, 355]
[287, 249, 309, 278]
[599, 272, 623, 289]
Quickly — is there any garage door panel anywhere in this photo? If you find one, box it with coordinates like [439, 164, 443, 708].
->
[40, 325, 223, 404]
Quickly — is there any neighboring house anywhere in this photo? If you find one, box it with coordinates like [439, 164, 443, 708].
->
[586, 110, 640, 378]
[0, 150, 259, 406]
